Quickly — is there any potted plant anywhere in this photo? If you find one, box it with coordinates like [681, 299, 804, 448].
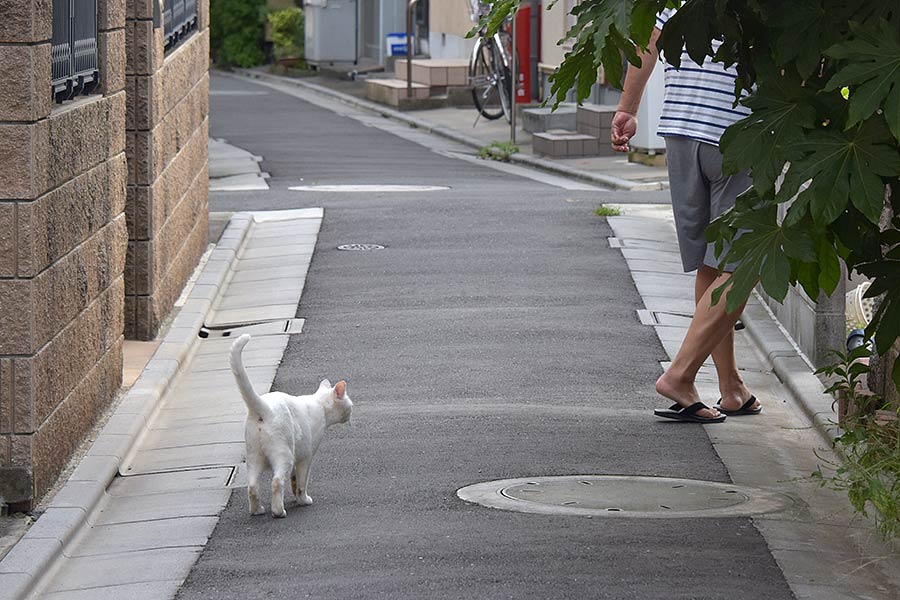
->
[268, 7, 304, 69]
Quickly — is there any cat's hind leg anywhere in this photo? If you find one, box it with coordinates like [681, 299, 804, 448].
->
[246, 452, 266, 516]
[270, 461, 291, 518]
[294, 459, 313, 506]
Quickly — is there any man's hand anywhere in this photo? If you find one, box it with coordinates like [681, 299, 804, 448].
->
[611, 111, 637, 153]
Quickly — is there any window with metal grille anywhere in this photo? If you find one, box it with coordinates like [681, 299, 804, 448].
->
[164, 0, 198, 53]
[52, 0, 99, 103]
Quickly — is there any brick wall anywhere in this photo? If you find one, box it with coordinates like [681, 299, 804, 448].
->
[125, 0, 210, 339]
[0, 0, 128, 507]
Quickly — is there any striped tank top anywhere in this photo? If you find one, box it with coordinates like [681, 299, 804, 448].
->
[655, 9, 751, 146]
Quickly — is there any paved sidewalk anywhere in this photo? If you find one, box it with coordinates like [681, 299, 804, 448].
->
[0, 209, 322, 599]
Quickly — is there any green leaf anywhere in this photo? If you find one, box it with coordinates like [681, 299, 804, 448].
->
[825, 19, 900, 138]
[817, 235, 842, 295]
[760, 247, 790, 300]
[777, 125, 900, 226]
[720, 76, 817, 193]
[658, 0, 716, 70]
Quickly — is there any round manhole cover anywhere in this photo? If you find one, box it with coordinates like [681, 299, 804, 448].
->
[457, 475, 793, 518]
[337, 243, 385, 251]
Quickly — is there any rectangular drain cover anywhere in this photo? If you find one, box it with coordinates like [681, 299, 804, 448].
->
[637, 309, 692, 327]
[200, 318, 305, 338]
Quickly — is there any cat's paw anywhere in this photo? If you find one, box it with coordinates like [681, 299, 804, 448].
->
[297, 494, 313, 506]
[271, 506, 287, 518]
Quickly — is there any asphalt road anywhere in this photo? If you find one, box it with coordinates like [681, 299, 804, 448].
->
[177, 73, 794, 600]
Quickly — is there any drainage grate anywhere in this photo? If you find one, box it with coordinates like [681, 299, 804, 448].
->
[457, 475, 793, 518]
[199, 318, 305, 338]
[337, 243, 385, 251]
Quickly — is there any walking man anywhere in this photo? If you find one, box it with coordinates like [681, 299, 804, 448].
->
[611, 9, 762, 423]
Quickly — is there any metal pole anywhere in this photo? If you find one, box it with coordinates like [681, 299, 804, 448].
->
[510, 6, 517, 143]
[407, 0, 419, 99]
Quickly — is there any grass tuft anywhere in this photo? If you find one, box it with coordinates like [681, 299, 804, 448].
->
[594, 205, 621, 217]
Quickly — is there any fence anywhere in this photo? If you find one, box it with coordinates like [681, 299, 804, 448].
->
[164, 0, 199, 53]
[51, 0, 99, 103]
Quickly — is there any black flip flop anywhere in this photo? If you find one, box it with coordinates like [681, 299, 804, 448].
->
[715, 395, 762, 416]
[654, 402, 726, 423]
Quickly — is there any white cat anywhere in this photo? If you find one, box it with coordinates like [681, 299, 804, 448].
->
[229, 334, 352, 518]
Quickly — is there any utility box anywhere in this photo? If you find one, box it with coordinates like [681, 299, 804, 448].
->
[304, 0, 358, 64]
[632, 62, 665, 153]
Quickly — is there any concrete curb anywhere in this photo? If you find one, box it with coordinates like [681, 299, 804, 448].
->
[227, 69, 661, 192]
[0, 215, 254, 600]
[741, 294, 840, 448]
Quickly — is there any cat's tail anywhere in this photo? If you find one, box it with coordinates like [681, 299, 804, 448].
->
[229, 334, 271, 421]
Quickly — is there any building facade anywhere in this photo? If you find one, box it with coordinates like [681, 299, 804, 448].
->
[0, 0, 209, 510]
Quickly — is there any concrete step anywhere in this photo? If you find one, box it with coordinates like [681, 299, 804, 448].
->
[394, 58, 470, 87]
[365, 78, 430, 106]
[522, 104, 577, 134]
[576, 103, 617, 138]
[533, 129, 614, 158]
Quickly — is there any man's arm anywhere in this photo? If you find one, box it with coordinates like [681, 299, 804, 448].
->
[611, 27, 661, 152]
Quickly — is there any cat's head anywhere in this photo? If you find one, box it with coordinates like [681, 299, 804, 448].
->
[323, 379, 352, 424]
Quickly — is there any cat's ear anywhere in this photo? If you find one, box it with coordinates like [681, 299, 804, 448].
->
[333, 380, 347, 398]
[318, 379, 331, 391]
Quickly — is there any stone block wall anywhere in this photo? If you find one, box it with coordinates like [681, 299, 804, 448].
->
[0, 0, 128, 507]
[125, 0, 210, 339]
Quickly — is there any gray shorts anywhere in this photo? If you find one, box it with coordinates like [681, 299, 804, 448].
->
[665, 136, 752, 273]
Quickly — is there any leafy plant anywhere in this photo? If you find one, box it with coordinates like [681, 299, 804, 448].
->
[477, 0, 900, 391]
[595, 204, 621, 217]
[478, 140, 520, 161]
[813, 346, 900, 539]
[268, 7, 305, 60]
[210, 0, 267, 68]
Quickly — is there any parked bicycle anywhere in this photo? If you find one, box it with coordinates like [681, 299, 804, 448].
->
[468, 1, 513, 122]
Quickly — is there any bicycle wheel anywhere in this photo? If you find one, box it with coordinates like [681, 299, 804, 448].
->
[492, 32, 512, 122]
[469, 37, 506, 120]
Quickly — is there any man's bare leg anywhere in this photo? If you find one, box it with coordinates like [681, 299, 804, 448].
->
[694, 266, 758, 412]
[656, 269, 749, 418]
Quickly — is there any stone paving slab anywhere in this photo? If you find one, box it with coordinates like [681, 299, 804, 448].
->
[91, 489, 232, 526]
[43, 549, 202, 594]
[620, 247, 684, 264]
[140, 423, 244, 450]
[42, 580, 184, 600]
[239, 243, 316, 260]
[124, 444, 246, 475]
[68, 517, 219, 558]
[107, 468, 234, 498]
[229, 254, 314, 272]
[625, 258, 687, 273]
[244, 233, 319, 248]
[220, 279, 305, 297]
[634, 280, 696, 302]
[228, 265, 309, 283]
[217, 289, 307, 309]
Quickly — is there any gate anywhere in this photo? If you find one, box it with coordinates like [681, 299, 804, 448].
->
[51, 0, 99, 103]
